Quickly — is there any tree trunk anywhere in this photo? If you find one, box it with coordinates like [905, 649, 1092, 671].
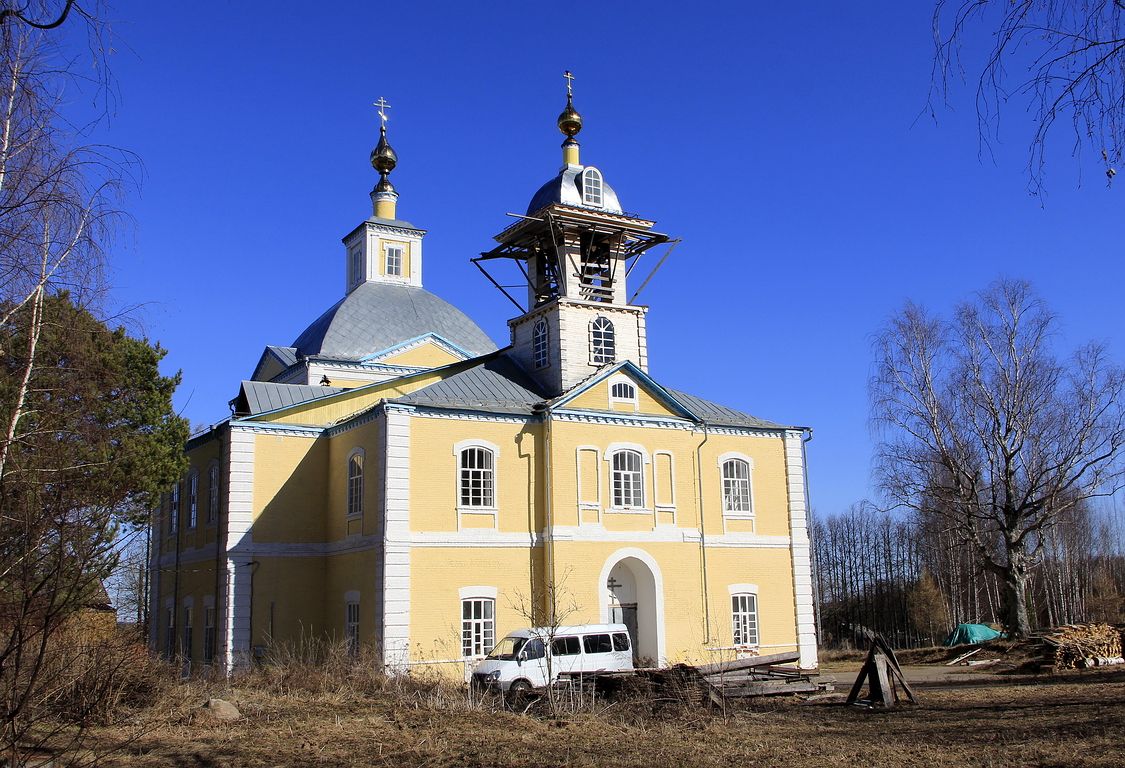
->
[999, 560, 1032, 637]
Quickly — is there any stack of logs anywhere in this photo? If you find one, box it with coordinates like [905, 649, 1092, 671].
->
[642, 651, 829, 705]
[1037, 623, 1123, 669]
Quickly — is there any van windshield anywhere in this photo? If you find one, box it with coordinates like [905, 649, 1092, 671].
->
[486, 636, 527, 660]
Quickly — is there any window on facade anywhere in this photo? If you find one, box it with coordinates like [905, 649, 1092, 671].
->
[188, 472, 198, 529]
[203, 606, 216, 664]
[347, 454, 363, 518]
[207, 464, 219, 524]
[721, 459, 753, 514]
[169, 485, 180, 535]
[532, 318, 549, 369]
[732, 593, 759, 646]
[582, 168, 603, 207]
[610, 380, 636, 403]
[611, 450, 645, 508]
[590, 316, 615, 365]
[459, 447, 495, 508]
[182, 606, 193, 661]
[346, 601, 360, 656]
[461, 597, 495, 657]
[350, 246, 363, 286]
[165, 607, 175, 659]
[385, 244, 404, 277]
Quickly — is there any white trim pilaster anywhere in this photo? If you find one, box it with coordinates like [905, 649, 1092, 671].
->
[223, 426, 256, 672]
[784, 430, 818, 670]
[382, 405, 413, 673]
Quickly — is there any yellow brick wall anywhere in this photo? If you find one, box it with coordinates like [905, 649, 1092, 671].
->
[378, 341, 462, 369]
[252, 434, 328, 543]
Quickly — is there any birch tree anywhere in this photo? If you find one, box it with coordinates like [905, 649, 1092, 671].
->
[871, 279, 1125, 636]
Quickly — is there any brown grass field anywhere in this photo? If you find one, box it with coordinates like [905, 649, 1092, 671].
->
[74, 663, 1125, 768]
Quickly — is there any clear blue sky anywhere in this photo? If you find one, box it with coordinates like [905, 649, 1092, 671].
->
[81, 1, 1123, 519]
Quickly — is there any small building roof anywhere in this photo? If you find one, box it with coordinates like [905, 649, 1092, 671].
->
[526, 165, 623, 215]
[393, 353, 547, 414]
[235, 380, 347, 416]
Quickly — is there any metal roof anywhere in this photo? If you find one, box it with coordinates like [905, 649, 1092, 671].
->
[526, 165, 623, 215]
[238, 380, 347, 415]
[291, 282, 498, 361]
[393, 354, 546, 414]
[664, 388, 786, 430]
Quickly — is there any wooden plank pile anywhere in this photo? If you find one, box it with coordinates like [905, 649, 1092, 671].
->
[645, 651, 831, 704]
[1036, 623, 1124, 669]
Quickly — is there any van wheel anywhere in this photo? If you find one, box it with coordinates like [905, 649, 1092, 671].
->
[507, 679, 532, 709]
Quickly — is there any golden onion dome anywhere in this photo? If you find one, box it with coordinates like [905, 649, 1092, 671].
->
[370, 125, 398, 175]
[557, 94, 582, 138]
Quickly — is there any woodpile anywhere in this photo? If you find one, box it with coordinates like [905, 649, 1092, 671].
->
[643, 651, 831, 705]
[1036, 623, 1123, 669]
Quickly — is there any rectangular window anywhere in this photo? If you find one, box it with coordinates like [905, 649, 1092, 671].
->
[384, 244, 404, 277]
[203, 606, 216, 664]
[165, 607, 175, 659]
[732, 593, 759, 646]
[582, 633, 613, 654]
[169, 485, 180, 535]
[183, 606, 193, 662]
[461, 598, 495, 658]
[612, 632, 631, 652]
[350, 246, 363, 286]
[551, 636, 581, 656]
[345, 602, 360, 656]
[188, 473, 198, 529]
[207, 465, 219, 524]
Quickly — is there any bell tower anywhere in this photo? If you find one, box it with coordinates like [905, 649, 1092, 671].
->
[476, 73, 670, 395]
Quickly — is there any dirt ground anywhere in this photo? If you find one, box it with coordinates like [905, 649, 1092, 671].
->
[78, 665, 1125, 767]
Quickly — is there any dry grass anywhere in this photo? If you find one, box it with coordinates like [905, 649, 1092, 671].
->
[64, 663, 1125, 767]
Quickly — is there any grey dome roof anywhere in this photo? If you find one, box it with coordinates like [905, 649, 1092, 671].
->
[292, 281, 497, 361]
[526, 165, 622, 215]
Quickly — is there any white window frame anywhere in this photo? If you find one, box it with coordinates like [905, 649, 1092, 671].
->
[454, 440, 499, 528]
[589, 316, 615, 365]
[207, 462, 220, 525]
[182, 602, 194, 662]
[187, 471, 198, 529]
[532, 318, 549, 369]
[345, 593, 360, 656]
[582, 167, 603, 207]
[606, 445, 649, 512]
[346, 449, 364, 520]
[460, 588, 497, 659]
[608, 376, 638, 410]
[730, 586, 760, 647]
[384, 242, 405, 278]
[718, 452, 755, 526]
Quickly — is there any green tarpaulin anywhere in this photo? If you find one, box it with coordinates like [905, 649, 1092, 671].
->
[944, 623, 1002, 646]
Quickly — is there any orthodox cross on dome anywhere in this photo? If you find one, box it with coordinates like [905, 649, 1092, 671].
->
[563, 70, 575, 98]
[373, 96, 391, 128]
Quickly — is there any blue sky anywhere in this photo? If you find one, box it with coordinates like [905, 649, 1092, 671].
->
[79, 1, 1123, 519]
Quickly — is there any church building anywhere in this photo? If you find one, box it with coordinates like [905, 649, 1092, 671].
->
[149, 82, 818, 674]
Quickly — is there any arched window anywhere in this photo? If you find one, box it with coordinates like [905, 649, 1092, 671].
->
[609, 379, 637, 406]
[582, 167, 603, 207]
[532, 318, 549, 369]
[731, 592, 759, 646]
[347, 453, 364, 518]
[611, 449, 644, 508]
[207, 463, 220, 524]
[589, 316, 615, 365]
[721, 458, 753, 514]
[459, 446, 495, 508]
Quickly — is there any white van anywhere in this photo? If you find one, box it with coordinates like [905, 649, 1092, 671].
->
[471, 623, 633, 695]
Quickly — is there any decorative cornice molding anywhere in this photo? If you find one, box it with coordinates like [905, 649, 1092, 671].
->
[229, 420, 325, 438]
[410, 407, 534, 425]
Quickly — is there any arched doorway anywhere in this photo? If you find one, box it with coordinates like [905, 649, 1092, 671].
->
[598, 548, 665, 665]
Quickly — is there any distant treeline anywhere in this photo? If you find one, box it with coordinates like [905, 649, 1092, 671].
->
[810, 503, 1125, 648]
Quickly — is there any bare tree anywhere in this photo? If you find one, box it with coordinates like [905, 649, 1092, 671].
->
[872, 279, 1125, 636]
[930, 1, 1125, 193]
